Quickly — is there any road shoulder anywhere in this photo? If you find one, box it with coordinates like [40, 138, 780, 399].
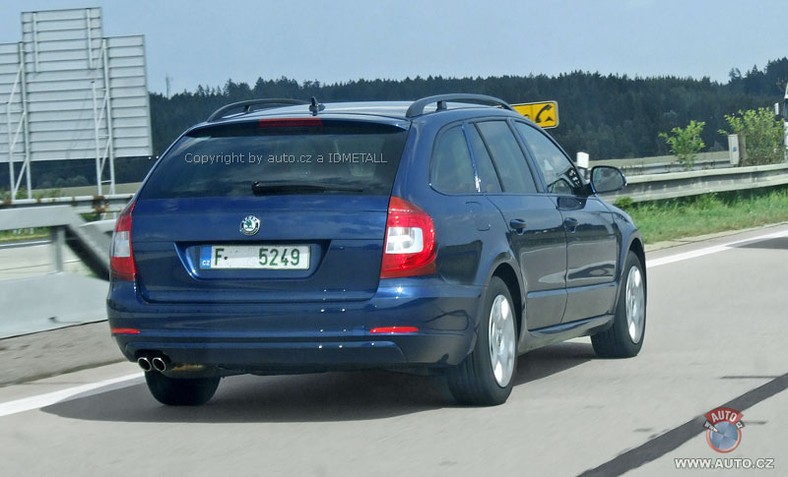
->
[0, 322, 123, 387]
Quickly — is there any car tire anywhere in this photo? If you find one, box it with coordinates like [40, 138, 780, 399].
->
[144, 372, 220, 406]
[592, 251, 646, 358]
[448, 276, 517, 406]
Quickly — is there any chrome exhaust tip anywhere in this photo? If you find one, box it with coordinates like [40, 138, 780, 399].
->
[151, 356, 169, 372]
[137, 356, 152, 372]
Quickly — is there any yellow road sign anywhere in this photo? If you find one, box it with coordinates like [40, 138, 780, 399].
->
[512, 101, 559, 128]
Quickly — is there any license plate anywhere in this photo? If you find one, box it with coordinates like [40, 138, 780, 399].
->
[200, 245, 310, 270]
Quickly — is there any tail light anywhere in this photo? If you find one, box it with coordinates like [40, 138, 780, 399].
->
[380, 196, 436, 279]
[110, 200, 137, 281]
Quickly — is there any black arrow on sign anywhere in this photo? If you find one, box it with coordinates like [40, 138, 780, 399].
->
[535, 104, 553, 124]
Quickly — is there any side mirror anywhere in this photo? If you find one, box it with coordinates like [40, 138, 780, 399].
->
[590, 166, 626, 194]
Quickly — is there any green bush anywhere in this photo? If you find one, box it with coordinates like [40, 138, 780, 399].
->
[720, 108, 785, 166]
[659, 120, 706, 169]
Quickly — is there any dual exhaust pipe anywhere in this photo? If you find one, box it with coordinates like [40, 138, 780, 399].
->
[137, 353, 211, 375]
[137, 354, 169, 373]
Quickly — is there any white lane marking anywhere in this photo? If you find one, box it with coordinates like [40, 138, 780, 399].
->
[647, 229, 788, 269]
[0, 372, 143, 418]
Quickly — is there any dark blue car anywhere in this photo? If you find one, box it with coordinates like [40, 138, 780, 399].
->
[108, 94, 646, 406]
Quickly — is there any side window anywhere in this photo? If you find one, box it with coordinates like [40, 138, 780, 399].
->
[430, 125, 477, 194]
[475, 121, 537, 194]
[515, 122, 584, 195]
[466, 126, 502, 193]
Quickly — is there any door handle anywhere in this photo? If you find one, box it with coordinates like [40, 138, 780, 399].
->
[509, 218, 527, 234]
[564, 217, 579, 232]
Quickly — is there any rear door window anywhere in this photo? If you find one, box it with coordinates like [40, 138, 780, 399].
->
[466, 126, 503, 193]
[474, 121, 537, 194]
[141, 120, 407, 199]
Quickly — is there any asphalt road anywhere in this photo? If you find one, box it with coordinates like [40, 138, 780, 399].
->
[1, 224, 787, 476]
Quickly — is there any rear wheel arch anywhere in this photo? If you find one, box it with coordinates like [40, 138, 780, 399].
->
[592, 249, 646, 358]
[628, 238, 645, 273]
[609, 236, 646, 321]
[490, 263, 523, 339]
[626, 237, 647, 291]
[448, 274, 518, 405]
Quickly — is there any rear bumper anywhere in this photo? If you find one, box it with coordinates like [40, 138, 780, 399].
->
[107, 280, 482, 372]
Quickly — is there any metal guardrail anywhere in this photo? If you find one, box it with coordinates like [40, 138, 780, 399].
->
[601, 162, 788, 203]
[0, 206, 112, 277]
[592, 151, 732, 176]
[2, 194, 133, 214]
[598, 158, 731, 176]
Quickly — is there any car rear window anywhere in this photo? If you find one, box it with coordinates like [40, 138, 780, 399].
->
[140, 120, 408, 199]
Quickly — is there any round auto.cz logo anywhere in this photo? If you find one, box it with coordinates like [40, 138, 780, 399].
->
[240, 215, 260, 236]
[703, 407, 745, 453]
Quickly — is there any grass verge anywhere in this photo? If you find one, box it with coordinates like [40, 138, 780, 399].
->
[617, 185, 788, 244]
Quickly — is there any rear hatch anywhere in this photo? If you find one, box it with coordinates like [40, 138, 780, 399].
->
[132, 117, 408, 304]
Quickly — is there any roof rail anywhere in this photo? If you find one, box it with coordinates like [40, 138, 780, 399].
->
[206, 98, 309, 122]
[405, 94, 514, 118]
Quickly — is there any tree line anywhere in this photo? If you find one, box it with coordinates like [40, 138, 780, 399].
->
[6, 58, 788, 191]
[151, 58, 788, 161]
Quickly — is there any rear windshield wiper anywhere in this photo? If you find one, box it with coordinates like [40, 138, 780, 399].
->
[251, 181, 364, 195]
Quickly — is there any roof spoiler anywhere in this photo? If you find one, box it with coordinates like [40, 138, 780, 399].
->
[206, 99, 309, 122]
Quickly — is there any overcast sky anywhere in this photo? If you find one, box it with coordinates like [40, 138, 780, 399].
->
[2, 0, 787, 95]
